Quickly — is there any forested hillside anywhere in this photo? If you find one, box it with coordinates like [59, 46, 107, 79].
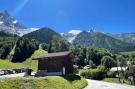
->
[23, 27, 61, 43]
[0, 32, 18, 59]
[12, 37, 39, 62]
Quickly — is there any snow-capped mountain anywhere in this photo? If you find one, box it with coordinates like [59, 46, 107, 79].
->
[61, 29, 100, 43]
[61, 30, 82, 43]
[0, 11, 38, 36]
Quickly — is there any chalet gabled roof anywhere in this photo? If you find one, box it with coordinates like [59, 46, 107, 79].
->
[33, 51, 71, 60]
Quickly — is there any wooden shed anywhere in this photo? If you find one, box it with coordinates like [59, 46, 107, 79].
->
[33, 51, 74, 76]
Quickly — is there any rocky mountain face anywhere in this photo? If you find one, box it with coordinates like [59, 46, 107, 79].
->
[0, 11, 38, 36]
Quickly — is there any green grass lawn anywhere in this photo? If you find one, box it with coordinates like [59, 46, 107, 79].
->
[0, 75, 88, 89]
[62, 75, 88, 89]
[0, 49, 47, 71]
[103, 78, 131, 85]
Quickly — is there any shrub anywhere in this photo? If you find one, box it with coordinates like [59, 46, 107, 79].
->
[107, 71, 116, 78]
[80, 68, 105, 80]
[97, 65, 105, 71]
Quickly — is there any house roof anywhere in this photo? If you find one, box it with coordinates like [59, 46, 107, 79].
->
[110, 67, 128, 72]
[33, 51, 71, 60]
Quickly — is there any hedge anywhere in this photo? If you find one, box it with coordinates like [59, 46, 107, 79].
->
[80, 68, 105, 80]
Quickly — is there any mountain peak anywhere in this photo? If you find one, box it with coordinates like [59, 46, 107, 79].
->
[88, 28, 97, 33]
[0, 10, 9, 16]
[0, 10, 29, 36]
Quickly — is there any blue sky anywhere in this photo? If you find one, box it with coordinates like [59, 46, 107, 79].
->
[0, 0, 135, 33]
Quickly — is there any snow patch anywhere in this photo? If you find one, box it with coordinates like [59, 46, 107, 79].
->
[68, 36, 76, 43]
[12, 20, 18, 24]
[29, 28, 39, 32]
[68, 30, 82, 35]
[60, 33, 64, 35]
[17, 28, 39, 36]
[0, 21, 3, 24]
[132, 37, 135, 40]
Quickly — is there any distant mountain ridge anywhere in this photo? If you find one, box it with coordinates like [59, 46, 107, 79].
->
[62, 29, 135, 43]
[61, 29, 135, 51]
[74, 31, 135, 51]
[109, 33, 135, 44]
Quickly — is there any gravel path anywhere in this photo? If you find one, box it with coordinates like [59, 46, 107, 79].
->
[85, 79, 135, 89]
[0, 73, 25, 78]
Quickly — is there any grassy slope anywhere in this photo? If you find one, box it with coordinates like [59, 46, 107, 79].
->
[0, 49, 47, 71]
[63, 75, 88, 89]
[120, 51, 135, 55]
[0, 75, 88, 89]
[120, 51, 135, 61]
[0, 77, 75, 89]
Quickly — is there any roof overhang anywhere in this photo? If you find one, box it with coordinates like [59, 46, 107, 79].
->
[33, 51, 72, 60]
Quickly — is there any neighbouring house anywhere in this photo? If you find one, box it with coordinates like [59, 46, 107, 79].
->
[110, 67, 128, 78]
[110, 67, 128, 72]
[33, 51, 74, 76]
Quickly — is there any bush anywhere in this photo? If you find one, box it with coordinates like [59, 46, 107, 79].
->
[80, 68, 105, 80]
[97, 65, 105, 71]
[107, 71, 116, 78]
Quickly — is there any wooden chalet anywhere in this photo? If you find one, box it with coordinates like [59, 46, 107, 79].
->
[33, 51, 74, 76]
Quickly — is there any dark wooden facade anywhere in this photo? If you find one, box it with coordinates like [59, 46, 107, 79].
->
[33, 51, 74, 75]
